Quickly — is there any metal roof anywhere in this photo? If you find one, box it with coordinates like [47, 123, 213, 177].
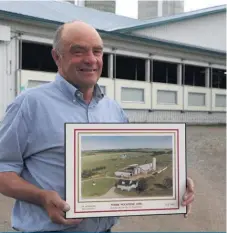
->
[111, 4, 227, 32]
[0, 1, 226, 56]
[0, 0, 140, 31]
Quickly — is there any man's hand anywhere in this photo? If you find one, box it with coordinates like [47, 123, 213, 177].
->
[182, 177, 195, 218]
[40, 190, 83, 225]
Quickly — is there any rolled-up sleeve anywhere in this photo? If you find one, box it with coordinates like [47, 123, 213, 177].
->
[0, 97, 29, 175]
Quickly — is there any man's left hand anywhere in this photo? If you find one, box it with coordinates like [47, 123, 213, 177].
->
[182, 177, 195, 218]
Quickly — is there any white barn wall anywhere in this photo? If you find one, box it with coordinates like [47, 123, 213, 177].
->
[0, 30, 19, 120]
[133, 12, 226, 52]
[0, 19, 226, 124]
[17, 70, 226, 124]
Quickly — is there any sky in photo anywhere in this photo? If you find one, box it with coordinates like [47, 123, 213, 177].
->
[81, 135, 172, 151]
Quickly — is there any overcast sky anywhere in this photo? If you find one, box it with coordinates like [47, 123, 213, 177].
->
[81, 135, 172, 151]
[116, 0, 226, 18]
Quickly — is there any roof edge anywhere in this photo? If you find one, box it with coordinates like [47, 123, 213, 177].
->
[112, 5, 226, 33]
[100, 30, 226, 57]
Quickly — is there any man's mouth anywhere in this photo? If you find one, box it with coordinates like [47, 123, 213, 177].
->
[79, 68, 97, 72]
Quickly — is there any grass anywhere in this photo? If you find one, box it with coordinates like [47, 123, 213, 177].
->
[81, 149, 172, 179]
[81, 149, 173, 198]
[82, 177, 116, 198]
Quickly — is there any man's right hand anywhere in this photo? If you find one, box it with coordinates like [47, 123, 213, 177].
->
[39, 190, 83, 225]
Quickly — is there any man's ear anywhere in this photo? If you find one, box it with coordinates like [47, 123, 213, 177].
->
[51, 49, 60, 66]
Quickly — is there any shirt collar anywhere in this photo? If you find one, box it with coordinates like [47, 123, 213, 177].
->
[54, 73, 104, 102]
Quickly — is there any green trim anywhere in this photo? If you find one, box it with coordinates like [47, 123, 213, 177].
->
[112, 6, 226, 33]
[0, 9, 226, 57]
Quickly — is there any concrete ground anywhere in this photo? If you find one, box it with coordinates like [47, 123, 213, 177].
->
[0, 126, 226, 232]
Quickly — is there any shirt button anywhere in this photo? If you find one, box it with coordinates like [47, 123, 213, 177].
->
[73, 99, 76, 102]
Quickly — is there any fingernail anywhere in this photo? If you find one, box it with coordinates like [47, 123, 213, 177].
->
[64, 203, 70, 211]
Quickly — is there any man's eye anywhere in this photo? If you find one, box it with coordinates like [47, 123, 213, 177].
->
[73, 50, 83, 54]
[94, 50, 102, 54]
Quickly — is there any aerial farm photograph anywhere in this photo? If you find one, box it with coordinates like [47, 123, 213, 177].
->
[80, 134, 174, 199]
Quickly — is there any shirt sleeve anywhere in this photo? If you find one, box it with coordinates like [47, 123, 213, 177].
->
[0, 97, 29, 175]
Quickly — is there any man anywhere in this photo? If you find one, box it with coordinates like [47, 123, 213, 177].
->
[0, 21, 195, 232]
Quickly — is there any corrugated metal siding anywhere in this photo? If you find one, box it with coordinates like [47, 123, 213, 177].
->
[125, 109, 226, 124]
[134, 12, 226, 52]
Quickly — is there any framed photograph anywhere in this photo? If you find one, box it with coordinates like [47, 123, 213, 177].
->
[64, 123, 187, 218]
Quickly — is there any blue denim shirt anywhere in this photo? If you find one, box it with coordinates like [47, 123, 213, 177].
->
[0, 73, 128, 232]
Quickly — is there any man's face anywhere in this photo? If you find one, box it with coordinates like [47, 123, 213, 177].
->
[54, 26, 104, 88]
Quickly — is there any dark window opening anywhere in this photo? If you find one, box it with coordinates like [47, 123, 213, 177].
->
[21, 41, 57, 72]
[114, 55, 145, 81]
[211, 68, 226, 89]
[184, 65, 205, 87]
[101, 53, 108, 77]
[153, 60, 177, 84]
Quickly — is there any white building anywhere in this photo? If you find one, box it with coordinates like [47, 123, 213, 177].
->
[138, 0, 184, 20]
[0, 1, 226, 124]
[115, 160, 157, 177]
[117, 179, 138, 191]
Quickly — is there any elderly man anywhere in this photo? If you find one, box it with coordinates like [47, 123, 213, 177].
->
[0, 21, 195, 232]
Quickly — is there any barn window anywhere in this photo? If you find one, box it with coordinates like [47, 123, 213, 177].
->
[188, 92, 206, 106]
[114, 55, 146, 81]
[183, 65, 206, 87]
[121, 87, 144, 102]
[157, 90, 177, 104]
[211, 68, 226, 89]
[152, 60, 177, 84]
[101, 53, 108, 78]
[215, 94, 226, 107]
[21, 41, 56, 72]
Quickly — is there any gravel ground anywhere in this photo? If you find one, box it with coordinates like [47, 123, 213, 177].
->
[0, 126, 226, 232]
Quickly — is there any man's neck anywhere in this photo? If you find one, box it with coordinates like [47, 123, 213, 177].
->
[79, 87, 94, 104]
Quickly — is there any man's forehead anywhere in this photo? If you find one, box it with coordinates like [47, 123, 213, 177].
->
[69, 42, 103, 49]
[62, 34, 103, 48]
[62, 23, 102, 42]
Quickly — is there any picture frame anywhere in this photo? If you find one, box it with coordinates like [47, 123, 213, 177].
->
[64, 123, 187, 218]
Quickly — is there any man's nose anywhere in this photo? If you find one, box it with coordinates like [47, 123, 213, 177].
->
[83, 52, 97, 64]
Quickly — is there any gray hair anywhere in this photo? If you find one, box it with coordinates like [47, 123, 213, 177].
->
[52, 24, 65, 52]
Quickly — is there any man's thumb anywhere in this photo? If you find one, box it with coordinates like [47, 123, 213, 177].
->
[55, 199, 70, 212]
[62, 202, 70, 212]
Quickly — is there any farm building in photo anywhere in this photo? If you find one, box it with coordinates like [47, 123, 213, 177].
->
[116, 179, 139, 191]
[115, 158, 157, 177]
[0, 1, 226, 124]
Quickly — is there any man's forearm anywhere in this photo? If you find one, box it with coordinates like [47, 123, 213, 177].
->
[0, 172, 46, 207]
